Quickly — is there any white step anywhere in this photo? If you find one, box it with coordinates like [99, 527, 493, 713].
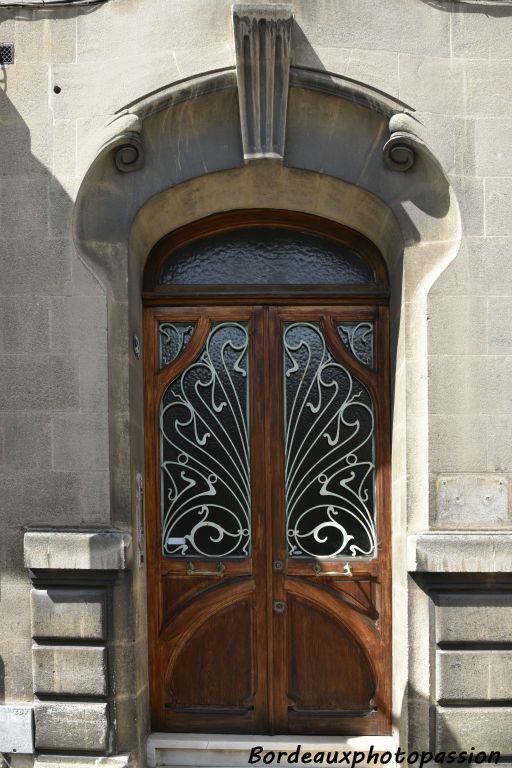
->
[147, 733, 397, 768]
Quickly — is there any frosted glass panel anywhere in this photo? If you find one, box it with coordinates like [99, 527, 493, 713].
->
[160, 228, 373, 285]
[160, 322, 250, 559]
[283, 322, 377, 559]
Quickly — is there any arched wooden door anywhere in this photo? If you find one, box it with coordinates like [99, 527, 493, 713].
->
[143, 211, 391, 735]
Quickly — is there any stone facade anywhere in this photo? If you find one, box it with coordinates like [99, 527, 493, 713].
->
[0, 0, 511, 765]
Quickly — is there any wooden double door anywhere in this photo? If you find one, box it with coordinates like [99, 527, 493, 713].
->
[145, 303, 391, 736]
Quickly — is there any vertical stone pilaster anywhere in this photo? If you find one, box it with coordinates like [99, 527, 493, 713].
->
[233, 4, 293, 161]
[24, 530, 132, 758]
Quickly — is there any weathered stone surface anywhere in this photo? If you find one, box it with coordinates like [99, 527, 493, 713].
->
[233, 4, 293, 160]
[436, 593, 512, 643]
[429, 415, 487, 473]
[475, 119, 512, 178]
[0, 356, 78, 410]
[52, 413, 109, 471]
[466, 237, 512, 297]
[437, 650, 512, 702]
[488, 417, 512, 473]
[434, 475, 510, 529]
[451, 9, 512, 59]
[399, 56, 465, 116]
[34, 757, 132, 768]
[0, 64, 49, 127]
[0, 123, 51, 178]
[31, 588, 106, 641]
[0, 413, 52, 470]
[0, 705, 33, 754]
[0, 298, 50, 355]
[0, 178, 49, 239]
[409, 533, 512, 573]
[25, 530, 131, 571]
[428, 295, 487, 355]
[34, 701, 109, 752]
[450, 175, 485, 237]
[33, 645, 108, 696]
[0, 470, 110, 526]
[0, 237, 72, 297]
[50, 296, 107, 355]
[488, 297, 512, 355]
[79, 354, 108, 412]
[436, 706, 512, 753]
[485, 178, 512, 237]
[14, 15, 76, 64]
[429, 356, 512, 415]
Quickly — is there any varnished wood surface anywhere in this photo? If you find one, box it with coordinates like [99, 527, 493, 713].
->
[145, 304, 392, 735]
[143, 210, 391, 736]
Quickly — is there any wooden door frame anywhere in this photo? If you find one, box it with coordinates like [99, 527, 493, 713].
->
[143, 210, 392, 734]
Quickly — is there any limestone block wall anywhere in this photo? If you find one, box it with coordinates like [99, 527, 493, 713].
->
[0, 0, 511, 765]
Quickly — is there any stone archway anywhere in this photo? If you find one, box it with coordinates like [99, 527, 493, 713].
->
[71, 20, 461, 757]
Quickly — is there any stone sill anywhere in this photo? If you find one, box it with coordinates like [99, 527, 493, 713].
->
[34, 757, 132, 768]
[408, 532, 512, 573]
[147, 733, 397, 768]
[24, 529, 132, 571]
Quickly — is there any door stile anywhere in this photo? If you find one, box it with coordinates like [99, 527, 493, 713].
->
[372, 304, 392, 727]
[266, 307, 289, 733]
[266, 305, 392, 735]
[249, 307, 272, 732]
[145, 306, 271, 732]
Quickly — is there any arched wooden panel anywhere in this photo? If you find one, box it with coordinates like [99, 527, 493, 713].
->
[287, 596, 376, 712]
[165, 599, 255, 711]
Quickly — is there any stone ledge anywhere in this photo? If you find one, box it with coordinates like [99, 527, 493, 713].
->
[24, 530, 132, 571]
[34, 756, 132, 768]
[408, 532, 512, 573]
[147, 734, 397, 768]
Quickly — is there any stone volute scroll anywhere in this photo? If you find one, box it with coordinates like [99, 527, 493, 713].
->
[96, 112, 145, 173]
[233, 3, 294, 161]
[382, 113, 421, 172]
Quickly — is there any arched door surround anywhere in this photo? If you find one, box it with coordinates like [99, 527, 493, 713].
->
[73, 69, 461, 753]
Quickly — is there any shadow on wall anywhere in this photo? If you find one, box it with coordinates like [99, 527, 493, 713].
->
[290, 20, 451, 244]
[419, 0, 512, 14]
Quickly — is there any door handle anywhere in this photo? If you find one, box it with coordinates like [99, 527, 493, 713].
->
[186, 561, 225, 577]
[313, 562, 353, 577]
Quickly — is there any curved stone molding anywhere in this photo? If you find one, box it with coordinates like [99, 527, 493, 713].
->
[291, 67, 412, 118]
[233, 3, 293, 161]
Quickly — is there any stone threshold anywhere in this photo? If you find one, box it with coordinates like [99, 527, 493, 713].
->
[147, 733, 397, 767]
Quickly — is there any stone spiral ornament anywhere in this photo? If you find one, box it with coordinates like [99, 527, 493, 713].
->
[114, 133, 144, 173]
[383, 131, 416, 172]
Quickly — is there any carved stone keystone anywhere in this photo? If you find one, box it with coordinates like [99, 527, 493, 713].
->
[233, 3, 293, 161]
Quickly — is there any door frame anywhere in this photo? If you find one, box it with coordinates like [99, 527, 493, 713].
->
[143, 210, 392, 735]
